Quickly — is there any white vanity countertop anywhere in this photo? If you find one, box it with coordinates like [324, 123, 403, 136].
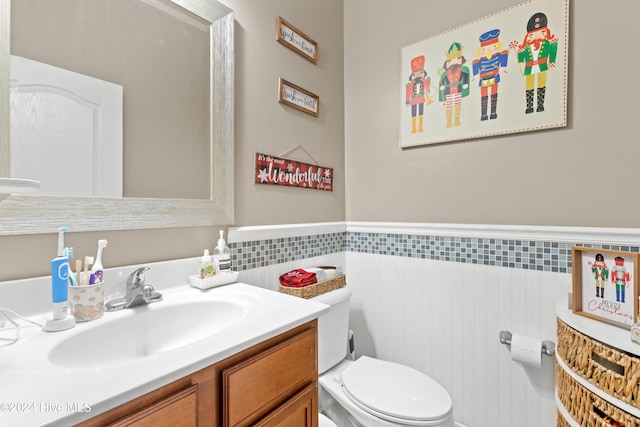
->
[0, 282, 328, 426]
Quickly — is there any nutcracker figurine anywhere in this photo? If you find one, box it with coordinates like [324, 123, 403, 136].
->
[472, 29, 509, 121]
[405, 55, 432, 134]
[611, 256, 631, 303]
[588, 253, 608, 298]
[510, 12, 558, 114]
[438, 42, 470, 128]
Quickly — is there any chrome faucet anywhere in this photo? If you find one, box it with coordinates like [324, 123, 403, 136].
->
[105, 267, 163, 311]
[124, 267, 162, 308]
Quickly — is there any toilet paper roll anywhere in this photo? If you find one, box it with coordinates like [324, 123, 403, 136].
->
[510, 334, 542, 368]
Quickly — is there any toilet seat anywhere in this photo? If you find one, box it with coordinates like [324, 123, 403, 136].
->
[319, 413, 337, 427]
[340, 356, 452, 425]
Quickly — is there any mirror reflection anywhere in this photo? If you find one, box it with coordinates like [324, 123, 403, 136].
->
[10, 0, 210, 199]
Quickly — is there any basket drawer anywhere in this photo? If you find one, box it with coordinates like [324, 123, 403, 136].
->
[557, 410, 571, 427]
[557, 318, 640, 407]
[557, 365, 640, 426]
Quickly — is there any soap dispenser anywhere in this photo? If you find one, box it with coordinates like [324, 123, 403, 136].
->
[213, 230, 232, 275]
[200, 249, 215, 279]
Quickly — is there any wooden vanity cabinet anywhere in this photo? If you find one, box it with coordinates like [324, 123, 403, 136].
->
[76, 320, 318, 427]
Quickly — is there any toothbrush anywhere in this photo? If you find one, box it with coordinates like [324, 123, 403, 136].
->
[50, 227, 70, 319]
[75, 259, 82, 288]
[65, 247, 78, 286]
[83, 256, 94, 286]
[89, 240, 107, 285]
[42, 226, 76, 332]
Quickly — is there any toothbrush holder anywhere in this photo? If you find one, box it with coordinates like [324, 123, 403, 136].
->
[69, 282, 104, 322]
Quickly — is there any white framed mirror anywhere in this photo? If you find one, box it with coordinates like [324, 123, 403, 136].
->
[0, 0, 234, 235]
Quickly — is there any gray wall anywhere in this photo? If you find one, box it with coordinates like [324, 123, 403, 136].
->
[0, 0, 344, 281]
[344, 0, 640, 228]
[3, 0, 638, 282]
[226, 0, 345, 226]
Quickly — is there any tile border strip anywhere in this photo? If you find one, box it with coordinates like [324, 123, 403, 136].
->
[228, 222, 640, 273]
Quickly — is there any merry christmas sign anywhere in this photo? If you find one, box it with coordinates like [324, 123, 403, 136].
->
[573, 247, 640, 329]
[254, 153, 333, 191]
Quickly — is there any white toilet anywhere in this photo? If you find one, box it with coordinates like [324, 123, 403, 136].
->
[313, 287, 454, 427]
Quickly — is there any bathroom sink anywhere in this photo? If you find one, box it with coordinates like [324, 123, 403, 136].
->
[0, 281, 329, 427]
[48, 298, 247, 368]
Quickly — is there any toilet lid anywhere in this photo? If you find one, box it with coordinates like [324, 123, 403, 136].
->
[319, 413, 337, 427]
[340, 356, 452, 423]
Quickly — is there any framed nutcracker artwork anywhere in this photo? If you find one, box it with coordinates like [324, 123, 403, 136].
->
[400, 0, 569, 148]
[572, 247, 639, 329]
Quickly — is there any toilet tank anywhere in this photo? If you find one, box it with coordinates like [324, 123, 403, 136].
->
[311, 286, 352, 374]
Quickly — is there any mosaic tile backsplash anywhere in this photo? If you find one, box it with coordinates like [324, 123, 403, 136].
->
[230, 230, 640, 274]
[232, 232, 346, 271]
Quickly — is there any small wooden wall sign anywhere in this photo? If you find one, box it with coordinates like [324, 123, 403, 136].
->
[254, 153, 333, 191]
[276, 16, 318, 64]
[278, 78, 319, 117]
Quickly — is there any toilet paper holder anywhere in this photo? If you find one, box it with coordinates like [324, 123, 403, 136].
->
[499, 330, 555, 357]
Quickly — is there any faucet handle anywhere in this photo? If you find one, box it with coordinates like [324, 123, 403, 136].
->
[127, 267, 150, 286]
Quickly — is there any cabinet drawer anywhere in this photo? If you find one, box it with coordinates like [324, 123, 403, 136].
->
[108, 384, 198, 427]
[254, 384, 317, 427]
[223, 328, 317, 426]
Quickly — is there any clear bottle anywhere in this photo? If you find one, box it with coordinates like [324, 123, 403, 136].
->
[213, 230, 232, 275]
[200, 249, 215, 279]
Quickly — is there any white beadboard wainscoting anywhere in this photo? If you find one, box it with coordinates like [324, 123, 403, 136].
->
[228, 221, 640, 427]
[346, 251, 569, 427]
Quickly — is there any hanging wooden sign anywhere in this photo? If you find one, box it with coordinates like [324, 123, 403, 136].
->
[254, 153, 333, 191]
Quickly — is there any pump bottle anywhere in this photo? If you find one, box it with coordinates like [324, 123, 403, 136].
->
[200, 249, 215, 279]
[213, 230, 232, 275]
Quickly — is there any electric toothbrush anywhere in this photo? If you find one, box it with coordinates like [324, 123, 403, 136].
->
[89, 240, 107, 285]
[42, 227, 76, 332]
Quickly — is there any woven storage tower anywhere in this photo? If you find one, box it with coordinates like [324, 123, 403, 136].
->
[279, 275, 346, 299]
[557, 318, 640, 408]
[557, 364, 640, 426]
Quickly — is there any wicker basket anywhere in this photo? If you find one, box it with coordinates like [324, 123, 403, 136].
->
[279, 274, 346, 299]
[557, 363, 640, 426]
[557, 410, 571, 427]
[557, 318, 640, 408]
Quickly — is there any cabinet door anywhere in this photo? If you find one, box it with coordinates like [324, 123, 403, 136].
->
[107, 385, 198, 427]
[254, 384, 318, 427]
[223, 328, 317, 426]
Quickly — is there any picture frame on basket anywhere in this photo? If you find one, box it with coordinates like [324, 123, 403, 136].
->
[572, 247, 640, 329]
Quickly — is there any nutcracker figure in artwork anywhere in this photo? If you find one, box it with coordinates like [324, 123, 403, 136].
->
[611, 256, 631, 303]
[510, 12, 558, 114]
[588, 253, 608, 298]
[472, 29, 509, 121]
[405, 55, 432, 134]
[438, 42, 470, 128]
